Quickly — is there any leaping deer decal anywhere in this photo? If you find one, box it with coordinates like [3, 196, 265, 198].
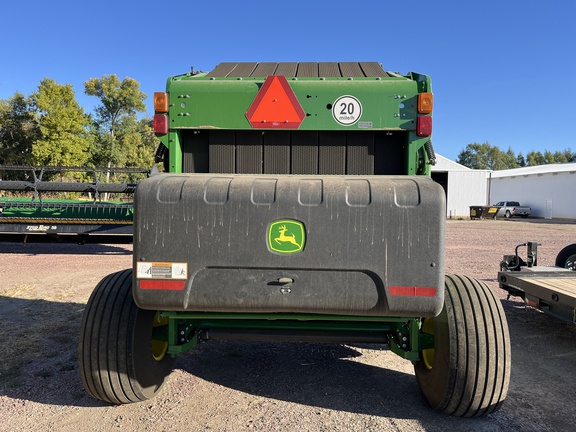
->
[275, 225, 301, 248]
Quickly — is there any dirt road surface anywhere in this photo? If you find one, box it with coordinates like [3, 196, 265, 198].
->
[1, 219, 575, 431]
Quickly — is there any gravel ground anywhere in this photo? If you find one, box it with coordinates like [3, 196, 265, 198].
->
[1, 218, 575, 432]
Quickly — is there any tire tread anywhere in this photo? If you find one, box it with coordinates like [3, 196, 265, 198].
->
[415, 274, 511, 417]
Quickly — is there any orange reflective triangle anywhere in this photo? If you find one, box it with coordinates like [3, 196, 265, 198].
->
[246, 75, 305, 128]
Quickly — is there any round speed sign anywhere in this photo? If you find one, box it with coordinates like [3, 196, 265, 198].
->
[332, 95, 362, 126]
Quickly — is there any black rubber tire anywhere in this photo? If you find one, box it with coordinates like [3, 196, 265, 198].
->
[78, 269, 175, 404]
[555, 243, 576, 270]
[505, 210, 512, 219]
[414, 274, 511, 417]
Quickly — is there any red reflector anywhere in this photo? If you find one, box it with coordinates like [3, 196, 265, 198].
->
[246, 75, 305, 129]
[139, 280, 185, 291]
[417, 116, 432, 137]
[154, 114, 168, 135]
[389, 286, 437, 297]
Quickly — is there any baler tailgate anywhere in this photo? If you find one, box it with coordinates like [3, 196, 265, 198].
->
[133, 173, 446, 317]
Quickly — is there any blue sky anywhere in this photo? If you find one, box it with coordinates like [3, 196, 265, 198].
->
[1, 0, 574, 161]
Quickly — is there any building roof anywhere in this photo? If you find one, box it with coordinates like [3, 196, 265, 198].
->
[431, 154, 473, 171]
[491, 163, 576, 178]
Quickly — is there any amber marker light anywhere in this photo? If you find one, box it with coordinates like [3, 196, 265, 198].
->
[154, 92, 169, 113]
[418, 92, 433, 114]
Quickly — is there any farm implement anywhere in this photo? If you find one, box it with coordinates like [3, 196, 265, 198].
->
[70, 61, 511, 416]
[0, 165, 150, 243]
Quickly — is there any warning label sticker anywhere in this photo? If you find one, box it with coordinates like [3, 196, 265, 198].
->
[137, 262, 188, 280]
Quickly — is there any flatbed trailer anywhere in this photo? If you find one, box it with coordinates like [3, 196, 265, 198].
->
[499, 242, 576, 324]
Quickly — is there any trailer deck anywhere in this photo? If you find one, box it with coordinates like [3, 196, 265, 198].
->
[499, 267, 576, 324]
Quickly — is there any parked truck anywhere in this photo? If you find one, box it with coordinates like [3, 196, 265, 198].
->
[499, 241, 576, 324]
[494, 201, 531, 219]
[78, 62, 511, 417]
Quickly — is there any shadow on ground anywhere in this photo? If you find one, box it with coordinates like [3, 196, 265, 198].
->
[2, 294, 575, 431]
[0, 242, 131, 255]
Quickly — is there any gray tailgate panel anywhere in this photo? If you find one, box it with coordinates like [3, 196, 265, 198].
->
[133, 174, 445, 317]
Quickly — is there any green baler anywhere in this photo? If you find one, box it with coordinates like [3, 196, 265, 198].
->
[78, 62, 511, 417]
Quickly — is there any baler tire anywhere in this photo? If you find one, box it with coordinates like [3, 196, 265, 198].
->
[554, 243, 576, 270]
[78, 269, 175, 404]
[414, 274, 511, 417]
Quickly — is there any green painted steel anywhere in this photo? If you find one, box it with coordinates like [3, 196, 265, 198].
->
[0, 197, 133, 222]
[159, 62, 434, 176]
[167, 75, 423, 131]
[157, 312, 432, 361]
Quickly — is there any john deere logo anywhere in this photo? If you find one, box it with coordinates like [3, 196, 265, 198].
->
[268, 220, 305, 254]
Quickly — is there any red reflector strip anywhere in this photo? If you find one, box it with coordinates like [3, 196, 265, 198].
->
[389, 286, 437, 297]
[139, 280, 186, 291]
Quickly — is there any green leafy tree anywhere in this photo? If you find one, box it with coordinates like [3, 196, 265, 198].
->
[549, 150, 575, 163]
[502, 147, 518, 170]
[31, 78, 91, 169]
[526, 151, 546, 166]
[0, 93, 39, 168]
[459, 144, 576, 169]
[516, 152, 526, 167]
[102, 117, 157, 184]
[457, 142, 518, 170]
[125, 119, 157, 169]
[561, 149, 576, 162]
[84, 75, 146, 169]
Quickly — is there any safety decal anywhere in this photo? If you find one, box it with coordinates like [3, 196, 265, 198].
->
[137, 262, 188, 279]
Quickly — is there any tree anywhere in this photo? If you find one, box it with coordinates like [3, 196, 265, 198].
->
[457, 142, 518, 170]
[31, 79, 91, 168]
[526, 151, 546, 166]
[516, 152, 526, 167]
[125, 119, 158, 169]
[459, 143, 576, 169]
[84, 75, 146, 169]
[0, 93, 38, 167]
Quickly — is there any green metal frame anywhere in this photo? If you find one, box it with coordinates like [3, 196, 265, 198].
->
[160, 67, 434, 177]
[153, 312, 435, 363]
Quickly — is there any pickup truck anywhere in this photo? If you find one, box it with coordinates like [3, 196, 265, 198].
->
[494, 201, 531, 219]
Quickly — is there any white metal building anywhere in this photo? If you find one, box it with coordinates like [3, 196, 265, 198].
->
[489, 164, 576, 219]
[431, 155, 491, 218]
